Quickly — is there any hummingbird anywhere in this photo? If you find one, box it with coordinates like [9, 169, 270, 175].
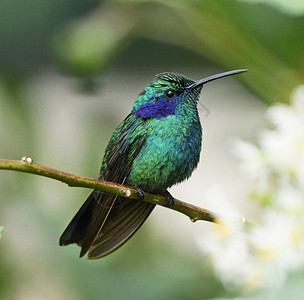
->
[59, 69, 247, 259]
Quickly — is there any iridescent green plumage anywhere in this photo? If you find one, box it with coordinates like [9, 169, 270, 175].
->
[60, 69, 247, 259]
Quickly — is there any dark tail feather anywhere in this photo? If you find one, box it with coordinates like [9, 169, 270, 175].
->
[59, 191, 96, 247]
[88, 199, 155, 259]
[60, 191, 155, 259]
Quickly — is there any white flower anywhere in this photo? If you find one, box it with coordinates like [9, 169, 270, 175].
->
[251, 211, 304, 271]
[259, 87, 304, 180]
[196, 84, 304, 291]
[276, 185, 304, 213]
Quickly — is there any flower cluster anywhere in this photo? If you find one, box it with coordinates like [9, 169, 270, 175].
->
[197, 86, 304, 290]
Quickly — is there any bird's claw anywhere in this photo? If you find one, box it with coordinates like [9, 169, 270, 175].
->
[164, 190, 175, 206]
[133, 186, 146, 200]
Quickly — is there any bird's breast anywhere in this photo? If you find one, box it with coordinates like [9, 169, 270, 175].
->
[127, 115, 202, 192]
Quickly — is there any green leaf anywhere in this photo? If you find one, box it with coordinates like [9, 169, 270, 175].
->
[53, 5, 137, 75]
[238, 0, 304, 16]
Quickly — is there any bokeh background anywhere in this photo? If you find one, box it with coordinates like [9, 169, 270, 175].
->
[0, 0, 304, 299]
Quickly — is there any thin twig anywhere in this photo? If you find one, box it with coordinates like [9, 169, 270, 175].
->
[0, 156, 215, 223]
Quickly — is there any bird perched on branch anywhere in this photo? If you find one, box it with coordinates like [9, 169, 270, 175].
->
[60, 69, 247, 259]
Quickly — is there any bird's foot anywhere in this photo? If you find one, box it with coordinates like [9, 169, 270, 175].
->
[132, 186, 146, 200]
[164, 190, 175, 206]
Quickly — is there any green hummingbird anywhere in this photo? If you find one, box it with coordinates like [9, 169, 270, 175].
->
[59, 69, 247, 259]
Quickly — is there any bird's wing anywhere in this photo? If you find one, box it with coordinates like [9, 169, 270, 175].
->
[60, 114, 154, 258]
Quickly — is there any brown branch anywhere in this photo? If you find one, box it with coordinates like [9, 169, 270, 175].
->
[0, 157, 215, 223]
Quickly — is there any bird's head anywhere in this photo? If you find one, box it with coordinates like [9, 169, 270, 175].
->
[132, 70, 247, 119]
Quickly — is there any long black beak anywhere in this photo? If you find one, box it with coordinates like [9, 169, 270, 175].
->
[187, 69, 248, 89]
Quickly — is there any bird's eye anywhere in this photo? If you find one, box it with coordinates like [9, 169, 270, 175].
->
[165, 89, 175, 99]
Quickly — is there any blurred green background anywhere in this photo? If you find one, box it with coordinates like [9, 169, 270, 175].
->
[1, 0, 304, 299]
